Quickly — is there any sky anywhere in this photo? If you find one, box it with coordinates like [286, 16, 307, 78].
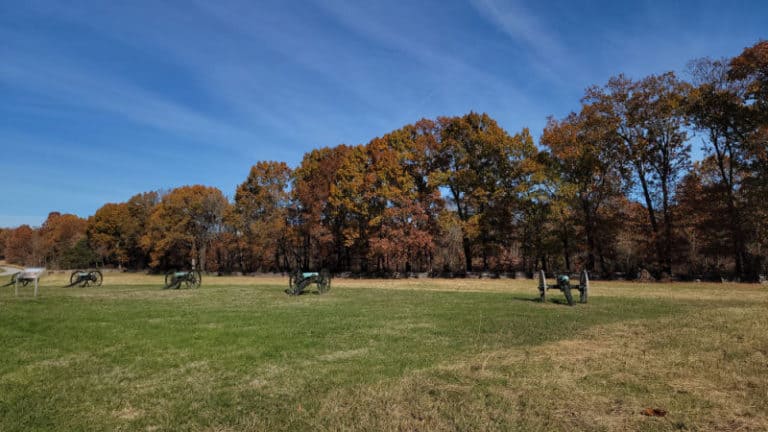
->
[1, 0, 766, 227]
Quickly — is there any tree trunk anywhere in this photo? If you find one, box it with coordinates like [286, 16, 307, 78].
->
[562, 228, 571, 272]
[463, 236, 472, 272]
[660, 172, 673, 276]
[582, 199, 596, 273]
[636, 163, 664, 273]
[198, 244, 206, 272]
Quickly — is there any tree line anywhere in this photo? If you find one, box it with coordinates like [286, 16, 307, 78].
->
[2, 41, 766, 281]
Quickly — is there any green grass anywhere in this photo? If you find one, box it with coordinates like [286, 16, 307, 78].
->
[1, 276, 766, 431]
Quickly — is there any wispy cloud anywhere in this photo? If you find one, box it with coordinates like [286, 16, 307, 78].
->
[311, 1, 534, 117]
[470, 0, 564, 58]
[0, 54, 258, 155]
[468, 0, 573, 84]
[1, 2, 346, 155]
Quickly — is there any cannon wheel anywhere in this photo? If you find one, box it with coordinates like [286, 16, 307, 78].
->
[70, 270, 84, 287]
[186, 270, 202, 289]
[7, 272, 30, 287]
[91, 270, 103, 287]
[164, 271, 178, 289]
[579, 270, 589, 303]
[7, 272, 20, 287]
[287, 269, 301, 295]
[563, 284, 574, 306]
[317, 269, 331, 294]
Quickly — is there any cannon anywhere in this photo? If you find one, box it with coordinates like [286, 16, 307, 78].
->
[65, 270, 103, 287]
[2, 272, 26, 287]
[164, 270, 202, 289]
[285, 269, 331, 295]
[538, 270, 589, 306]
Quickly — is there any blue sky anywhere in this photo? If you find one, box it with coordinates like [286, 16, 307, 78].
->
[1, 0, 765, 227]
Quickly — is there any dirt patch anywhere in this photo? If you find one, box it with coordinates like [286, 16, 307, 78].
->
[114, 405, 144, 420]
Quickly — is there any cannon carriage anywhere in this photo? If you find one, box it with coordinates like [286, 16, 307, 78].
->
[2, 268, 46, 297]
[538, 270, 589, 306]
[3, 272, 28, 287]
[285, 269, 331, 295]
[164, 270, 202, 289]
[66, 270, 103, 287]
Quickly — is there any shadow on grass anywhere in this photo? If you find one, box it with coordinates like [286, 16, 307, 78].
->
[509, 294, 578, 306]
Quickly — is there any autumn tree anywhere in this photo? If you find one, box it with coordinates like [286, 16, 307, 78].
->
[329, 129, 440, 273]
[38, 212, 89, 268]
[368, 120, 443, 273]
[292, 145, 353, 271]
[585, 73, 691, 275]
[729, 41, 768, 276]
[730, 40, 768, 120]
[141, 185, 228, 270]
[4, 225, 36, 266]
[89, 203, 133, 268]
[125, 191, 160, 267]
[433, 112, 537, 272]
[686, 58, 757, 278]
[0, 228, 8, 260]
[541, 104, 624, 274]
[676, 159, 738, 277]
[88, 191, 159, 269]
[230, 161, 292, 272]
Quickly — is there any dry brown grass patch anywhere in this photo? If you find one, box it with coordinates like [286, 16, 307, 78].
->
[313, 305, 768, 431]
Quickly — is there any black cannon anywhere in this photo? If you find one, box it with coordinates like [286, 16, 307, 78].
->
[538, 270, 589, 306]
[66, 270, 103, 287]
[164, 270, 202, 289]
[285, 269, 331, 295]
[2, 272, 25, 287]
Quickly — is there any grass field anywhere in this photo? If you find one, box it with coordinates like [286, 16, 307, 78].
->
[1, 273, 767, 431]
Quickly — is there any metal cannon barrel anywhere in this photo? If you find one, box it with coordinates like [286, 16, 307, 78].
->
[286, 269, 331, 295]
[538, 270, 589, 306]
[164, 270, 202, 289]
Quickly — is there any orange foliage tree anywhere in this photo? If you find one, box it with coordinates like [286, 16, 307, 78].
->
[141, 185, 228, 270]
[229, 161, 292, 272]
[38, 212, 88, 268]
[4, 225, 37, 266]
[292, 145, 354, 271]
[541, 104, 624, 274]
[88, 192, 159, 269]
[433, 112, 538, 272]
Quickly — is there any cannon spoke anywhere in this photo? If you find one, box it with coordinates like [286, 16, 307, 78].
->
[69, 270, 84, 287]
[316, 269, 331, 294]
[91, 270, 103, 287]
[286, 269, 303, 295]
[185, 270, 202, 288]
[164, 272, 178, 289]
